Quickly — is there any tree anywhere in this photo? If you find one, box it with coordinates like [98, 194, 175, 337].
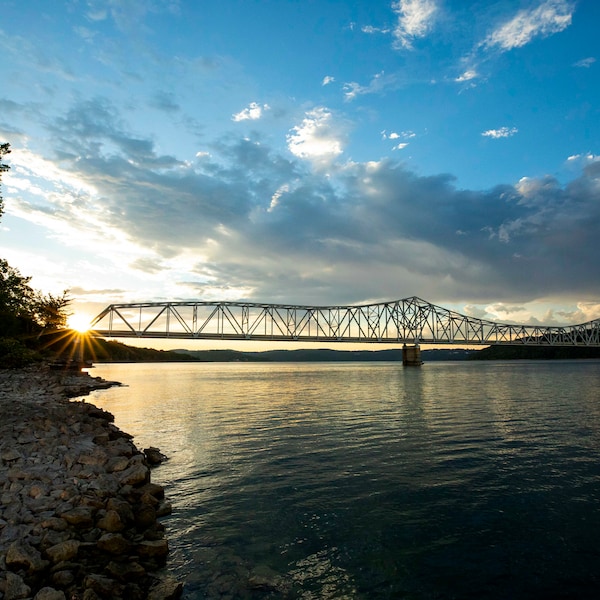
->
[0, 258, 35, 337]
[0, 258, 34, 317]
[33, 290, 72, 331]
[0, 142, 10, 220]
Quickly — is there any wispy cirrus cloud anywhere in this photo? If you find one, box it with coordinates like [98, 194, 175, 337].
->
[392, 0, 438, 49]
[483, 0, 574, 52]
[343, 71, 392, 101]
[573, 57, 596, 68]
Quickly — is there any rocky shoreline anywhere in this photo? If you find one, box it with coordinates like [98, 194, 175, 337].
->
[0, 365, 183, 600]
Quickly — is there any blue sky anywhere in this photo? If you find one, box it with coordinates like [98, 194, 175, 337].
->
[1, 0, 599, 337]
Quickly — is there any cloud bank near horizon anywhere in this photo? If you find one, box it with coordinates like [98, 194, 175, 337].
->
[4, 94, 600, 324]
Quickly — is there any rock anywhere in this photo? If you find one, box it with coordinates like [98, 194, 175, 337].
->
[97, 532, 132, 555]
[105, 560, 147, 581]
[138, 482, 165, 500]
[0, 366, 178, 599]
[96, 509, 124, 532]
[51, 570, 75, 587]
[135, 504, 157, 530]
[143, 447, 168, 465]
[137, 539, 169, 559]
[105, 455, 129, 473]
[84, 573, 123, 598]
[33, 587, 67, 600]
[45, 539, 80, 563]
[106, 497, 134, 523]
[119, 463, 149, 486]
[60, 506, 94, 528]
[156, 501, 173, 517]
[148, 575, 183, 600]
[77, 449, 108, 467]
[1, 448, 23, 462]
[4, 571, 31, 600]
[29, 484, 48, 499]
[41, 517, 68, 531]
[5, 540, 48, 573]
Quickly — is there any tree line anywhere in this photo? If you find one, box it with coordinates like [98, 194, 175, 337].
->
[1, 142, 73, 366]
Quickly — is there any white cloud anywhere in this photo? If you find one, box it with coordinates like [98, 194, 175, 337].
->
[268, 183, 290, 212]
[382, 130, 416, 141]
[362, 25, 390, 35]
[343, 71, 389, 101]
[573, 57, 596, 68]
[481, 126, 518, 139]
[483, 0, 573, 52]
[455, 69, 478, 82]
[286, 108, 345, 162]
[322, 75, 335, 86]
[392, 143, 409, 150]
[567, 153, 598, 162]
[232, 102, 270, 122]
[392, 0, 438, 49]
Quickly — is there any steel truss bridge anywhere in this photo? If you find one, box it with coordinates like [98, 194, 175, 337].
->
[90, 297, 600, 347]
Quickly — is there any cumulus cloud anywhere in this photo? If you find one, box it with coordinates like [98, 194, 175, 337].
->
[286, 107, 345, 162]
[392, 0, 438, 49]
[566, 153, 599, 165]
[482, 127, 518, 139]
[483, 0, 574, 51]
[232, 102, 270, 122]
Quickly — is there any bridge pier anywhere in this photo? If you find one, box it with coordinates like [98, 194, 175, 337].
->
[402, 344, 423, 366]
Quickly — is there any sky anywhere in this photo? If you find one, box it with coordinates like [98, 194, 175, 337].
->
[1, 0, 599, 345]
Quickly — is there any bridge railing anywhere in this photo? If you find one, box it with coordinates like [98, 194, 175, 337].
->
[89, 297, 600, 347]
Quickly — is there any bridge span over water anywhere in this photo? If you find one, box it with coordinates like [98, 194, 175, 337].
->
[91, 297, 600, 349]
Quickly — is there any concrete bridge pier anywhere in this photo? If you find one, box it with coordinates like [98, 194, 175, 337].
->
[402, 344, 423, 366]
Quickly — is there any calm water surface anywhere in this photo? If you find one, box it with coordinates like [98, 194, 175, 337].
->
[89, 361, 600, 599]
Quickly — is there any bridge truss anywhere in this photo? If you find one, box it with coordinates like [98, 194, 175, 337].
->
[90, 297, 600, 347]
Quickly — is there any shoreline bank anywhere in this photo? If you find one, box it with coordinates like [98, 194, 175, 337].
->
[0, 365, 182, 600]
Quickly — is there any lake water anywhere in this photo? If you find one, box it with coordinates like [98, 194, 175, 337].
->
[88, 360, 600, 599]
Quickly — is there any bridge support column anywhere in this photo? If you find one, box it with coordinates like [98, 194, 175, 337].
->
[402, 344, 423, 366]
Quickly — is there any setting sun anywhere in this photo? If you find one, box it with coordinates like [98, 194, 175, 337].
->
[68, 314, 92, 333]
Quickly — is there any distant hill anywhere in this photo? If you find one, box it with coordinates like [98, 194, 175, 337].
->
[89, 339, 199, 362]
[468, 345, 600, 360]
[172, 348, 475, 362]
